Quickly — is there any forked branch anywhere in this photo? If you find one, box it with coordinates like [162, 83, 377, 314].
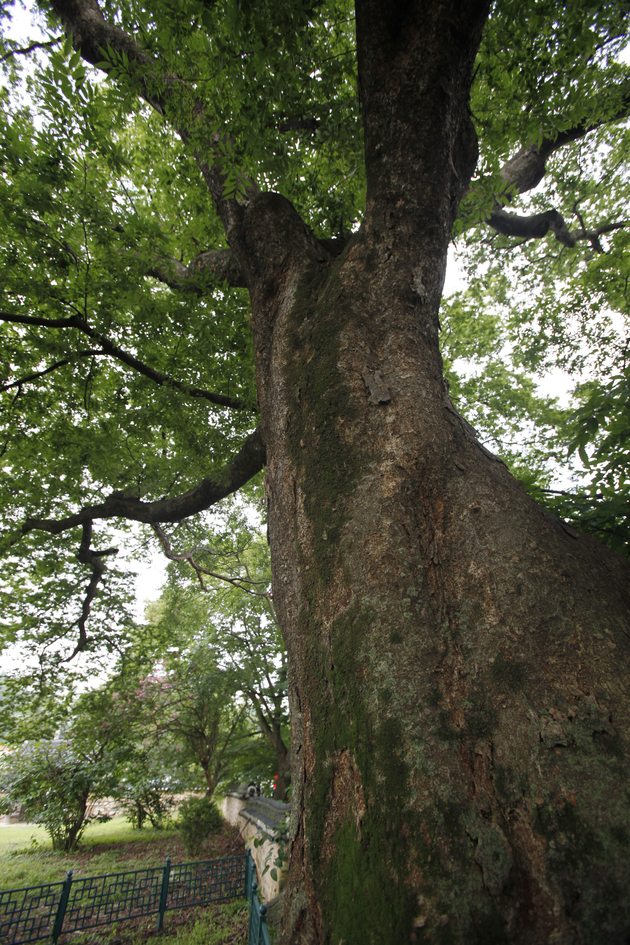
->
[475, 76, 630, 245]
[63, 519, 118, 662]
[486, 209, 629, 250]
[152, 524, 271, 598]
[0, 350, 105, 392]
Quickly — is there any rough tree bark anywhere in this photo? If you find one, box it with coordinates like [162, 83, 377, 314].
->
[238, 3, 630, 943]
[26, 0, 630, 940]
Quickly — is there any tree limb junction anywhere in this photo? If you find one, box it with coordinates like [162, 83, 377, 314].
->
[0, 350, 105, 392]
[146, 248, 248, 292]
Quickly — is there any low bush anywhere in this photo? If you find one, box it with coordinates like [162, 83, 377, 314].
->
[177, 797, 224, 856]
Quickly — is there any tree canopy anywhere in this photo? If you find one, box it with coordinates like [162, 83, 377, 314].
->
[0, 0, 628, 680]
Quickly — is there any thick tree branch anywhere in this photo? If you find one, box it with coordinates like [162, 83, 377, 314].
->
[486, 209, 629, 249]
[468, 77, 630, 246]
[0, 311, 248, 409]
[496, 77, 630, 198]
[47, 0, 255, 241]
[19, 425, 266, 536]
[147, 248, 247, 292]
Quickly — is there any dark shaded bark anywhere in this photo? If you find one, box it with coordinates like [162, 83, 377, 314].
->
[274, 747, 291, 803]
[486, 208, 629, 249]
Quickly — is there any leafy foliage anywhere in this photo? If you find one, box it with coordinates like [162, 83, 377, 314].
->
[0, 738, 118, 851]
[0, 0, 628, 691]
[152, 506, 290, 797]
[176, 795, 224, 856]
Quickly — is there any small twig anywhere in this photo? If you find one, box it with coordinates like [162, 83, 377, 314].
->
[0, 37, 62, 63]
[0, 310, 249, 410]
[152, 524, 272, 597]
[0, 351, 105, 392]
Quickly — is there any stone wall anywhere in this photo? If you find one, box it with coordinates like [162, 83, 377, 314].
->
[221, 794, 290, 902]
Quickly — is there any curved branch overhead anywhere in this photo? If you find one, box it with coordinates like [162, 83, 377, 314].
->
[0, 311, 249, 409]
[497, 78, 630, 198]
[472, 76, 630, 244]
[486, 208, 629, 249]
[2, 0, 630, 934]
[19, 426, 266, 537]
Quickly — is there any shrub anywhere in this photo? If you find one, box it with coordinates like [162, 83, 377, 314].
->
[177, 796, 224, 855]
[0, 740, 114, 852]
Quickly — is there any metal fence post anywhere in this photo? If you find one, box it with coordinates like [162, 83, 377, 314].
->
[247, 882, 270, 945]
[157, 857, 171, 931]
[51, 871, 72, 945]
[248, 881, 258, 945]
[259, 903, 269, 945]
[245, 848, 254, 901]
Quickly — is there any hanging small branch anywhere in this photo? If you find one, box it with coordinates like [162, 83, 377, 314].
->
[0, 37, 62, 63]
[152, 524, 271, 598]
[62, 520, 118, 662]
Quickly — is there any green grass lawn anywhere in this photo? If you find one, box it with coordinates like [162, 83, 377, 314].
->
[0, 815, 245, 888]
[0, 816, 251, 945]
[0, 816, 175, 857]
[0, 816, 180, 888]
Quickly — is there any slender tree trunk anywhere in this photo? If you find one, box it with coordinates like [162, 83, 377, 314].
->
[250, 694, 291, 800]
[235, 1, 630, 942]
[202, 767, 216, 798]
[64, 793, 89, 852]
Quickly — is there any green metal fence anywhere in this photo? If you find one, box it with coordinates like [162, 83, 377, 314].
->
[247, 881, 270, 945]
[0, 849, 270, 945]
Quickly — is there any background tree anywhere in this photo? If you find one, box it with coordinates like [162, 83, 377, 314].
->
[0, 1, 629, 942]
[0, 689, 130, 851]
[126, 645, 249, 799]
[153, 510, 291, 799]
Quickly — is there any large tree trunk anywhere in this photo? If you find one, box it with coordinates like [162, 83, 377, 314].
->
[274, 741, 291, 803]
[235, 1, 630, 943]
